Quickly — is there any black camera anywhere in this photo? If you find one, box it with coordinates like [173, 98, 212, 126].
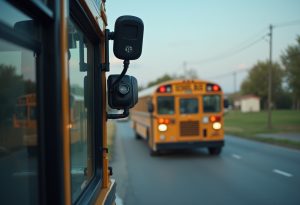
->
[107, 75, 138, 110]
[113, 15, 144, 60]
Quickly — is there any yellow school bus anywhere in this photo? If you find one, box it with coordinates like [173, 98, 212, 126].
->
[13, 94, 37, 130]
[131, 79, 225, 155]
[13, 93, 86, 155]
[0, 0, 143, 204]
[13, 94, 37, 153]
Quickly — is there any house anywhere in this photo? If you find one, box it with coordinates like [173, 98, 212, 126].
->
[234, 95, 260, 112]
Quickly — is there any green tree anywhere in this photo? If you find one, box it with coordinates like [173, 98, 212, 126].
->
[281, 36, 300, 109]
[146, 68, 199, 89]
[70, 84, 84, 96]
[240, 61, 284, 109]
[0, 64, 24, 124]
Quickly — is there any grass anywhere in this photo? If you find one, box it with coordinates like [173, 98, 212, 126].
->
[224, 110, 300, 149]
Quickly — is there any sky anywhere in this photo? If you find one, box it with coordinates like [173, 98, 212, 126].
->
[105, 0, 300, 93]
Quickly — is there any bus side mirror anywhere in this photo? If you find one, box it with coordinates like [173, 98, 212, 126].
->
[224, 99, 229, 109]
[107, 75, 138, 110]
[113, 15, 144, 60]
[147, 102, 154, 113]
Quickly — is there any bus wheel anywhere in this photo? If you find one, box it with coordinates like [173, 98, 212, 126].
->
[208, 147, 222, 155]
[150, 149, 159, 156]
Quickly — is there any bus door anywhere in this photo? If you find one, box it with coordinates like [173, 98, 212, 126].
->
[176, 96, 202, 141]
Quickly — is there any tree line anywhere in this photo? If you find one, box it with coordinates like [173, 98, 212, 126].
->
[240, 36, 300, 110]
[0, 64, 35, 124]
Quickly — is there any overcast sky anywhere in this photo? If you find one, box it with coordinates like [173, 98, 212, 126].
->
[106, 0, 300, 93]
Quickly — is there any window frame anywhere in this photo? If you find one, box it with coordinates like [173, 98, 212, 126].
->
[69, 1, 104, 204]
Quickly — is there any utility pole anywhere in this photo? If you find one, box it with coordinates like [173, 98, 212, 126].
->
[268, 24, 273, 129]
[183, 61, 187, 79]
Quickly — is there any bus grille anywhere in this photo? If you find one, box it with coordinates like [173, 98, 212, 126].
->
[180, 121, 199, 136]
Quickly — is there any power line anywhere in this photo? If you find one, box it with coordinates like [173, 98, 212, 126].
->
[205, 68, 250, 79]
[188, 19, 300, 67]
[190, 33, 268, 66]
[274, 19, 300, 28]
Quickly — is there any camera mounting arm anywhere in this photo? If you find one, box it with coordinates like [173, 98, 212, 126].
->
[101, 29, 114, 72]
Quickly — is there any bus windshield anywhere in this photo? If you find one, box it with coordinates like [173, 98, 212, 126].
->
[157, 96, 174, 114]
[203, 95, 221, 113]
[180, 98, 198, 114]
[15, 106, 27, 120]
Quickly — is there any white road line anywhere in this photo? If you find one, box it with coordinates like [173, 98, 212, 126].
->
[71, 168, 84, 175]
[273, 169, 293, 177]
[232, 154, 242, 159]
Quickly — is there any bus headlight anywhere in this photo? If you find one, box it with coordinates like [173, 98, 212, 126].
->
[212, 122, 222, 130]
[158, 124, 167, 132]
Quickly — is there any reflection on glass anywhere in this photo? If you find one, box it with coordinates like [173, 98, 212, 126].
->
[157, 96, 175, 114]
[203, 95, 221, 113]
[68, 20, 93, 202]
[180, 98, 198, 114]
[0, 38, 38, 204]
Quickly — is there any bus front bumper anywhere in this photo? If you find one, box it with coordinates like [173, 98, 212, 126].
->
[156, 140, 224, 150]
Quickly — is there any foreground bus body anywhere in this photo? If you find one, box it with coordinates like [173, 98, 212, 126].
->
[131, 79, 225, 155]
[0, 1, 118, 204]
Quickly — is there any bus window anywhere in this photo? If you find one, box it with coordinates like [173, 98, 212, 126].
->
[16, 106, 28, 120]
[29, 106, 36, 120]
[180, 98, 198, 114]
[68, 19, 93, 202]
[203, 95, 221, 113]
[0, 25, 38, 205]
[157, 96, 175, 114]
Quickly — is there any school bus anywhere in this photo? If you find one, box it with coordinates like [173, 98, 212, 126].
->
[13, 94, 37, 130]
[131, 79, 225, 155]
[13, 93, 86, 155]
[12, 94, 37, 153]
[0, 1, 143, 205]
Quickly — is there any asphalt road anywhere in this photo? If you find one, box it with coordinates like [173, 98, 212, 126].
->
[111, 121, 300, 205]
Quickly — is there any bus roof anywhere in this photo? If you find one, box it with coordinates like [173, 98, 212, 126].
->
[139, 79, 219, 98]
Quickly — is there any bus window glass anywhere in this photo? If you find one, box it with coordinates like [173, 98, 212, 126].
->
[30, 106, 37, 120]
[0, 39, 38, 204]
[203, 95, 221, 113]
[0, 2, 29, 29]
[68, 20, 93, 202]
[16, 106, 28, 120]
[157, 96, 175, 114]
[180, 98, 198, 114]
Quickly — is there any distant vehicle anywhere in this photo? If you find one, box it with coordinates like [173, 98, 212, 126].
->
[131, 79, 226, 155]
